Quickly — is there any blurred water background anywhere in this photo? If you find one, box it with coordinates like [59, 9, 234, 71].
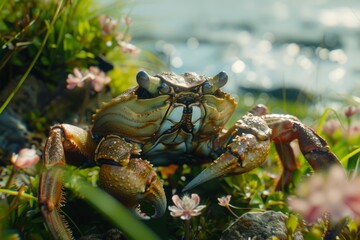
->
[128, 0, 360, 104]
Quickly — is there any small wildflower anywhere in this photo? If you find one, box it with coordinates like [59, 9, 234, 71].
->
[118, 41, 140, 55]
[98, 15, 118, 35]
[66, 68, 85, 90]
[322, 119, 342, 137]
[11, 148, 40, 169]
[123, 16, 133, 26]
[218, 195, 232, 207]
[66, 67, 111, 92]
[347, 122, 360, 138]
[168, 193, 206, 220]
[288, 166, 360, 223]
[217, 195, 239, 218]
[86, 66, 111, 92]
[345, 106, 360, 118]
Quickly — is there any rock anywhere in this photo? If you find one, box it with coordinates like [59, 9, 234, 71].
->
[0, 108, 29, 161]
[79, 228, 127, 240]
[220, 211, 303, 240]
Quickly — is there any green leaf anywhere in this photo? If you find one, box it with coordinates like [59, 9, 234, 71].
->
[63, 33, 79, 51]
[78, 20, 90, 36]
[341, 146, 360, 168]
[75, 50, 95, 59]
[286, 214, 298, 236]
[347, 220, 359, 235]
[249, 192, 264, 207]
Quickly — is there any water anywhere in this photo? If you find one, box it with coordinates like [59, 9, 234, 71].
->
[129, 0, 360, 99]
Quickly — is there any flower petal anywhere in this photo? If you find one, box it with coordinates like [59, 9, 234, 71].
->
[11, 148, 40, 168]
[191, 193, 200, 206]
[194, 205, 206, 212]
[172, 195, 183, 209]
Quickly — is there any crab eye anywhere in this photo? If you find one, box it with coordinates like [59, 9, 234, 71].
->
[158, 82, 170, 94]
[202, 81, 213, 94]
[136, 71, 161, 95]
[203, 71, 228, 94]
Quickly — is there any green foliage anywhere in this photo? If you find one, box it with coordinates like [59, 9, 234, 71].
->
[0, 0, 164, 114]
[0, 165, 47, 239]
[1, 0, 123, 74]
[285, 213, 299, 237]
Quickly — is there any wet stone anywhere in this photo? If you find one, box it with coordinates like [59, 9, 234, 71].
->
[79, 228, 127, 240]
[220, 211, 303, 240]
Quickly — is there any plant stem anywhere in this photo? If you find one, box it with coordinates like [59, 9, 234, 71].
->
[226, 206, 239, 218]
[0, 188, 37, 201]
[183, 219, 190, 240]
[5, 166, 17, 189]
[78, 80, 91, 123]
[323, 218, 348, 240]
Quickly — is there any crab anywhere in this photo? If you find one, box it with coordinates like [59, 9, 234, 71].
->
[39, 71, 342, 239]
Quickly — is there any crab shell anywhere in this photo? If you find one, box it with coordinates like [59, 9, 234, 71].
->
[92, 71, 237, 160]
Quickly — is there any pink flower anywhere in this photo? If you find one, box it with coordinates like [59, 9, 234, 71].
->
[322, 119, 341, 137]
[168, 194, 206, 220]
[66, 68, 85, 90]
[288, 166, 360, 223]
[345, 106, 360, 118]
[217, 195, 240, 218]
[122, 16, 133, 26]
[98, 15, 118, 35]
[11, 148, 40, 168]
[118, 41, 140, 55]
[66, 67, 111, 92]
[218, 195, 232, 207]
[347, 122, 360, 138]
[86, 66, 111, 92]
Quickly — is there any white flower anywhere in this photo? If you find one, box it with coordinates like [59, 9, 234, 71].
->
[168, 194, 206, 220]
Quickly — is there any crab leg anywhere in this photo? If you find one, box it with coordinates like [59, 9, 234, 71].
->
[39, 124, 96, 239]
[273, 142, 298, 190]
[264, 114, 342, 188]
[250, 105, 342, 188]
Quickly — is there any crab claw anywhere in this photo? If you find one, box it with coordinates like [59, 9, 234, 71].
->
[99, 158, 166, 219]
[184, 114, 271, 192]
[184, 132, 271, 192]
[183, 152, 239, 192]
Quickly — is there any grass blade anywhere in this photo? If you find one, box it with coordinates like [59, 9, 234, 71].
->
[74, 179, 160, 240]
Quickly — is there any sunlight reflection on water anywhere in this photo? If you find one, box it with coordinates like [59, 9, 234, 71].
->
[129, 0, 360, 98]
